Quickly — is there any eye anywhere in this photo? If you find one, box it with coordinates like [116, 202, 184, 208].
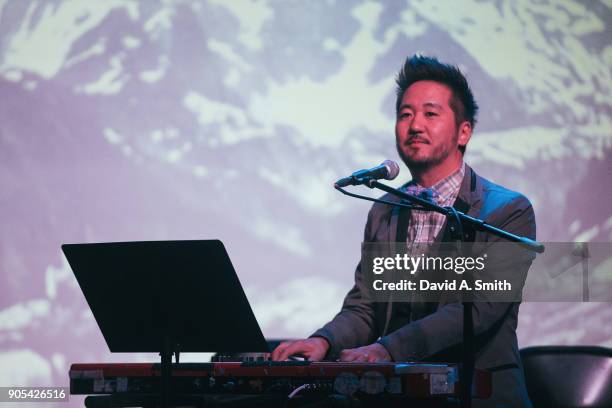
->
[425, 111, 438, 117]
[399, 112, 412, 119]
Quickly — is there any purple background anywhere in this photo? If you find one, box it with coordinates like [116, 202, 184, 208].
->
[1, 1, 611, 406]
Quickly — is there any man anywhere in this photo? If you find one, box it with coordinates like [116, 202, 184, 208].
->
[272, 55, 535, 407]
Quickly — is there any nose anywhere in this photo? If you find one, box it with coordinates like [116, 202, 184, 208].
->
[409, 112, 425, 134]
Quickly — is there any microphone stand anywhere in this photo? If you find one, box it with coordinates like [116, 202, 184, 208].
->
[335, 178, 544, 408]
[359, 179, 544, 253]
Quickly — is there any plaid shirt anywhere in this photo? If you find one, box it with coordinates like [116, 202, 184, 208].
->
[404, 162, 466, 246]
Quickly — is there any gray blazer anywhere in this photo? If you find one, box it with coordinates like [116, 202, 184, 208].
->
[312, 164, 536, 407]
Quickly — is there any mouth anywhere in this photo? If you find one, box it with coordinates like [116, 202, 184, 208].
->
[406, 139, 429, 146]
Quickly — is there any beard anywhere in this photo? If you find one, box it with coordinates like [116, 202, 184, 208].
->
[396, 132, 459, 171]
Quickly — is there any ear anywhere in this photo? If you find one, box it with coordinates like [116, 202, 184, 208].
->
[457, 121, 472, 149]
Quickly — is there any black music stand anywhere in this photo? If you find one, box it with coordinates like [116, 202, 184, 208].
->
[62, 240, 269, 408]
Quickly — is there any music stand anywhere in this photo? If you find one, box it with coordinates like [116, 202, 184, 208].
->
[62, 240, 269, 407]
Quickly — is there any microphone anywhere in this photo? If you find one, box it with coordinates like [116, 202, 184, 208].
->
[335, 160, 400, 188]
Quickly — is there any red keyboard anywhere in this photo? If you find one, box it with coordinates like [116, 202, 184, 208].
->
[70, 361, 491, 399]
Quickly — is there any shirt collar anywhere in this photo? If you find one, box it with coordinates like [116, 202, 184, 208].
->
[406, 162, 466, 205]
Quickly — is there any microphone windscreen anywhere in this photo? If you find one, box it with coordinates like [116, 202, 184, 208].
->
[382, 160, 400, 180]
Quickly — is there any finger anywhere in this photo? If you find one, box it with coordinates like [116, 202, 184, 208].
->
[340, 350, 359, 362]
[277, 342, 305, 361]
[306, 346, 327, 362]
[355, 354, 369, 362]
[373, 352, 390, 362]
[271, 342, 290, 361]
[351, 348, 370, 362]
[275, 342, 295, 361]
[362, 349, 376, 362]
[270, 343, 286, 361]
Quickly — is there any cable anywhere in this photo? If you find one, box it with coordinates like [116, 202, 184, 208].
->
[334, 185, 428, 211]
[287, 384, 309, 399]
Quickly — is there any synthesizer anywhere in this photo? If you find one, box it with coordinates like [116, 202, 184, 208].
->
[70, 361, 491, 399]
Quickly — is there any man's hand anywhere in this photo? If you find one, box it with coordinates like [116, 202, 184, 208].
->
[339, 343, 391, 362]
[271, 337, 330, 361]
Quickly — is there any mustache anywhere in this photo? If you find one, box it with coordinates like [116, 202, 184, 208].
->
[405, 136, 430, 144]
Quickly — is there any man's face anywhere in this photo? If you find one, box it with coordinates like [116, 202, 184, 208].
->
[395, 80, 468, 170]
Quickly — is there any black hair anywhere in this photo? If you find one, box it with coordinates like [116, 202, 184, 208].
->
[395, 55, 478, 153]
